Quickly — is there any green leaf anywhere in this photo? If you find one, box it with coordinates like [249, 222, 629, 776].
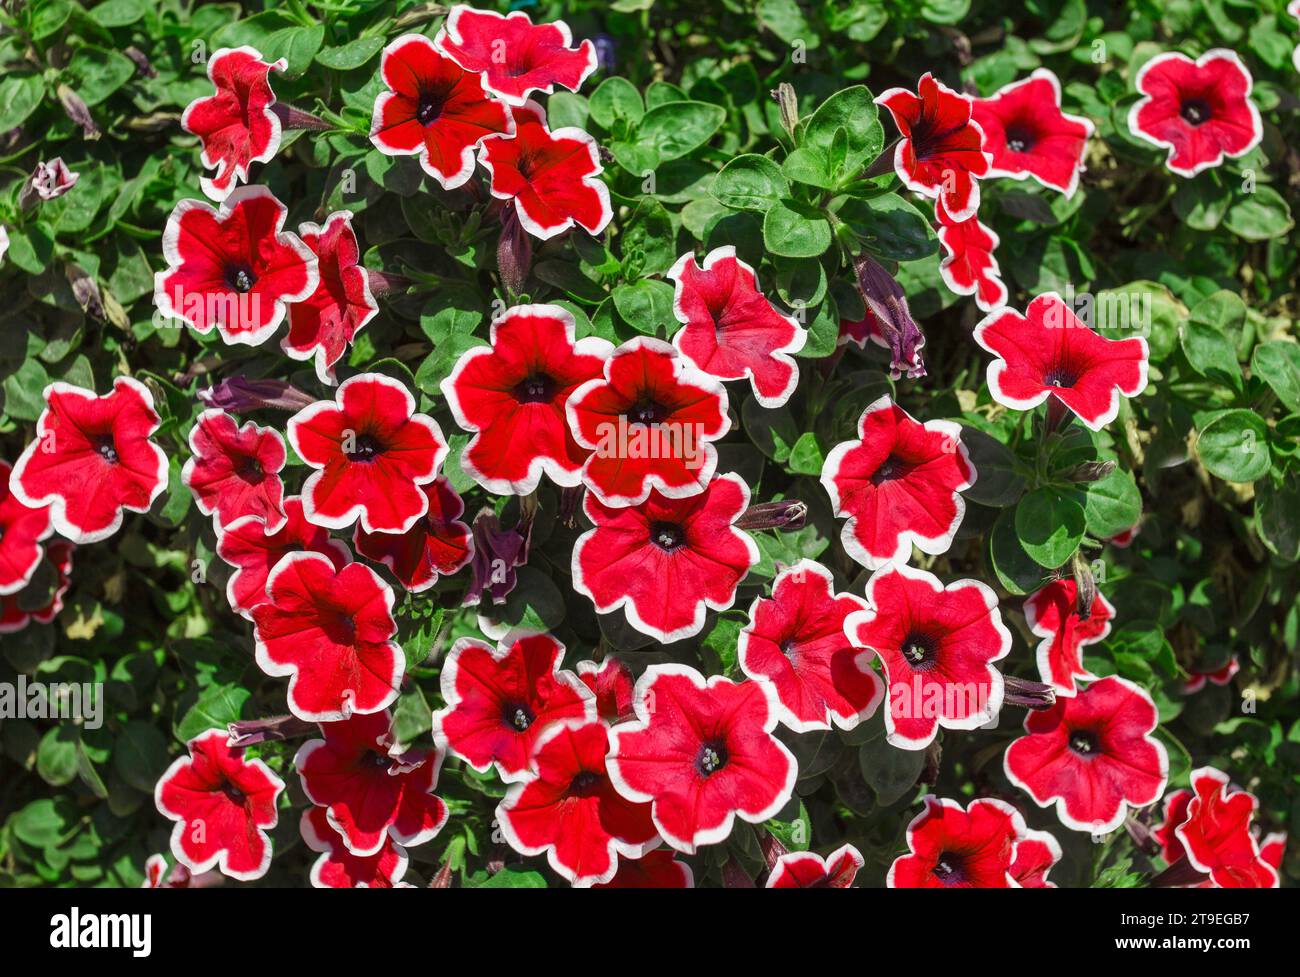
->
[711, 154, 789, 212]
[1015, 488, 1086, 568]
[0, 74, 45, 133]
[635, 100, 726, 163]
[474, 866, 548, 888]
[588, 76, 644, 130]
[66, 47, 136, 106]
[262, 26, 326, 78]
[839, 193, 937, 262]
[89, 0, 147, 26]
[1182, 291, 1245, 387]
[176, 684, 251, 742]
[763, 200, 831, 258]
[113, 721, 170, 794]
[960, 427, 1025, 507]
[1257, 478, 1300, 562]
[788, 432, 824, 474]
[315, 37, 386, 70]
[1084, 468, 1142, 539]
[12, 798, 71, 848]
[1223, 186, 1294, 241]
[36, 727, 80, 787]
[1251, 342, 1300, 414]
[1195, 409, 1270, 483]
[786, 86, 882, 189]
[612, 279, 675, 335]
[989, 508, 1052, 595]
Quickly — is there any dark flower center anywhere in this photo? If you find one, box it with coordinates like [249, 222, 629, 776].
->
[235, 455, 264, 484]
[650, 521, 686, 551]
[901, 632, 938, 671]
[1180, 98, 1212, 126]
[780, 637, 799, 660]
[513, 373, 556, 404]
[367, 750, 393, 770]
[932, 852, 967, 884]
[504, 702, 535, 732]
[1069, 730, 1100, 757]
[1004, 124, 1037, 154]
[325, 613, 357, 646]
[627, 399, 666, 426]
[221, 780, 246, 805]
[515, 149, 543, 180]
[1044, 367, 1078, 389]
[416, 91, 445, 127]
[225, 265, 256, 293]
[345, 433, 383, 462]
[870, 455, 908, 486]
[568, 771, 602, 797]
[696, 741, 728, 776]
[94, 435, 119, 465]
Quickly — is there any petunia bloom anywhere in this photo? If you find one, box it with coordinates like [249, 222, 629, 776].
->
[1171, 767, 1279, 888]
[576, 657, 637, 723]
[845, 564, 1010, 750]
[874, 73, 992, 222]
[971, 69, 1094, 197]
[566, 336, 730, 508]
[838, 308, 884, 350]
[434, 5, 597, 107]
[766, 844, 864, 888]
[10, 377, 168, 544]
[216, 496, 352, 620]
[288, 373, 448, 535]
[181, 46, 286, 201]
[154, 186, 319, 347]
[182, 409, 287, 533]
[1127, 50, 1262, 178]
[1024, 577, 1116, 697]
[820, 395, 976, 571]
[295, 711, 448, 856]
[0, 460, 52, 596]
[737, 559, 883, 733]
[1003, 676, 1168, 834]
[441, 304, 612, 494]
[572, 473, 759, 643]
[251, 553, 403, 722]
[594, 849, 695, 888]
[153, 729, 284, 881]
[497, 719, 658, 886]
[285, 211, 379, 384]
[1009, 827, 1063, 888]
[21, 158, 79, 206]
[888, 796, 1026, 888]
[479, 101, 612, 240]
[432, 633, 595, 783]
[369, 33, 513, 189]
[607, 664, 796, 854]
[936, 205, 1008, 313]
[1183, 656, 1239, 694]
[667, 246, 807, 408]
[973, 292, 1149, 431]
[300, 807, 410, 889]
[353, 476, 472, 593]
[0, 540, 73, 635]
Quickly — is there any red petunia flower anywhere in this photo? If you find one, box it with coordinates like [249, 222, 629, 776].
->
[216, 496, 352, 620]
[874, 73, 992, 223]
[1260, 831, 1286, 873]
[353, 476, 472, 593]
[154, 186, 319, 347]
[295, 710, 448, 856]
[153, 729, 284, 881]
[497, 718, 658, 886]
[973, 293, 1149, 431]
[1153, 787, 1193, 866]
[766, 844, 864, 889]
[434, 5, 597, 107]
[888, 796, 1026, 888]
[0, 460, 52, 596]
[1009, 827, 1063, 888]
[300, 807, 410, 889]
[288, 373, 448, 534]
[369, 33, 514, 190]
[576, 657, 636, 723]
[251, 553, 402, 722]
[607, 664, 796, 854]
[1183, 656, 1239, 694]
[181, 47, 286, 201]
[594, 849, 695, 889]
[285, 211, 379, 384]
[971, 69, 1094, 197]
[572, 473, 759, 643]
[738, 559, 883, 733]
[1024, 578, 1116, 697]
[936, 205, 1008, 313]
[432, 633, 595, 783]
[820, 395, 976, 571]
[1128, 50, 1262, 178]
[667, 246, 807, 408]
[845, 564, 1010, 750]
[1003, 675, 1168, 834]
[441, 304, 612, 494]
[0, 540, 73, 635]
[838, 308, 885, 350]
[479, 101, 612, 240]
[1110, 523, 1140, 548]
[566, 337, 730, 508]
[10, 377, 168, 545]
[1173, 767, 1278, 888]
[182, 409, 286, 533]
